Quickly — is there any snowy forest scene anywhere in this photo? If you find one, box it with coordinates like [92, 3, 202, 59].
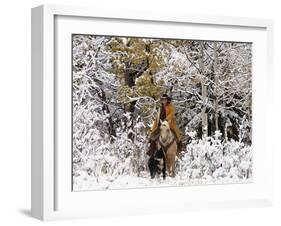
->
[72, 34, 253, 191]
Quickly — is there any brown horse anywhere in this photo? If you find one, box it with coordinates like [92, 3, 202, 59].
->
[157, 120, 177, 177]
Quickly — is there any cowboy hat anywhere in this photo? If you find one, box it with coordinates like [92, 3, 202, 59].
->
[160, 94, 171, 101]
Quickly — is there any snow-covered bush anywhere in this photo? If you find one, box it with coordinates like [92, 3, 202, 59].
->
[74, 130, 252, 190]
[73, 113, 150, 190]
[176, 131, 252, 183]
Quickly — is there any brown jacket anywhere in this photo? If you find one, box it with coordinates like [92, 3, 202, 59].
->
[151, 103, 182, 141]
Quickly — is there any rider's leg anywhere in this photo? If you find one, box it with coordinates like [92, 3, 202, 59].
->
[170, 127, 183, 153]
[147, 139, 157, 156]
[177, 140, 183, 153]
[147, 128, 161, 156]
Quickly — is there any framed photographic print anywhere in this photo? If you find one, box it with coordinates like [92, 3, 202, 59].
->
[31, 4, 274, 221]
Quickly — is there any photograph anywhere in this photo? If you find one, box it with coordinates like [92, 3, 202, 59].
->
[72, 34, 253, 191]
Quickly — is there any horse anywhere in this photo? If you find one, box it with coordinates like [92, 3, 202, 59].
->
[157, 120, 177, 177]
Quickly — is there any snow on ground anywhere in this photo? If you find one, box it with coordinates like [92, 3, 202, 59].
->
[73, 137, 253, 191]
[73, 171, 252, 191]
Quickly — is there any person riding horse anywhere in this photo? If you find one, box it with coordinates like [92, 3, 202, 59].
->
[147, 94, 182, 156]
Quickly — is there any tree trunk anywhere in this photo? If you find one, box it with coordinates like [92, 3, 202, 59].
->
[93, 77, 116, 141]
[100, 88, 116, 140]
[213, 42, 219, 132]
[199, 42, 208, 137]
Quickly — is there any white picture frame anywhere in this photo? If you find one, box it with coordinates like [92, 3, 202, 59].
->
[31, 4, 274, 221]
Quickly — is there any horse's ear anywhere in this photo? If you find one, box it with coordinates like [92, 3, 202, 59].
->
[160, 119, 163, 124]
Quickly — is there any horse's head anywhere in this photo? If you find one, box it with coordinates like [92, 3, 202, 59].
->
[160, 120, 169, 129]
[160, 120, 170, 139]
